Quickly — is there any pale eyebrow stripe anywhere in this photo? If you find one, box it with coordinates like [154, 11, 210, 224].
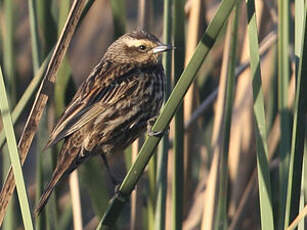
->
[124, 39, 154, 48]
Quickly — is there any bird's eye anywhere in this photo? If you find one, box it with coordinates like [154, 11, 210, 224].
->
[139, 45, 146, 51]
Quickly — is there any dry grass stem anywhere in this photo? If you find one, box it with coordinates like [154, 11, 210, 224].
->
[183, 0, 203, 215]
[201, 17, 232, 229]
[69, 170, 83, 230]
[286, 205, 307, 230]
[0, 0, 88, 224]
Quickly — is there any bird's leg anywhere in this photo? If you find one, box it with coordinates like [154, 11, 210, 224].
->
[100, 154, 119, 186]
[147, 117, 169, 138]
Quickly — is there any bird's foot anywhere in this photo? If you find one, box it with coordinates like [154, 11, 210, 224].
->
[147, 127, 169, 138]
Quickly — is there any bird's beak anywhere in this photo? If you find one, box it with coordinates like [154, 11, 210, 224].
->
[152, 44, 174, 54]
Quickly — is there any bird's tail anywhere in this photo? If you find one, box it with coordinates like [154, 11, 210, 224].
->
[34, 168, 62, 216]
[35, 141, 80, 216]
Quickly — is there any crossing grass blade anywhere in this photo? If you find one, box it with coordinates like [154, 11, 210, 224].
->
[0, 54, 51, 150]
[215, 3, 240, 229]
[0, 66, 34, 230]
[1, 0, 16, 229]
[285, 4, 307, 228]
[245, 0, 275, 229]
[277, 1, 291, 228]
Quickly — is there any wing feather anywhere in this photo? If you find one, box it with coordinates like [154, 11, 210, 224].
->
[45, 60, 137, 148]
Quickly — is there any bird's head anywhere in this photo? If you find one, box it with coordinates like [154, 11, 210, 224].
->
[104, 30, 173, 65]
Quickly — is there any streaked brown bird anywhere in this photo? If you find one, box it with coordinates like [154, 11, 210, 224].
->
[35, 30, 172, 215]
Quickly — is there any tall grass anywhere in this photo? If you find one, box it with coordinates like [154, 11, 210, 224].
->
[172, 0, 185, 229]
[154, 0, 172, 229]
[277, 1, 291, 228]
[0, 66, 34, 229]
[0, 0, 306, 229]
[1, 0, 16, 229]
[245, 0, 274, 228]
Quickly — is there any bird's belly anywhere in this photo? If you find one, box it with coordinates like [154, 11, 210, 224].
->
[96, 106, 149, 154]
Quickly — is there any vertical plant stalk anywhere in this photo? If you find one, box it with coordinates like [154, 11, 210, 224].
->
[226, 1, 264, 221]
[110, 0, 126, 39]
[28, 0, 43, 228]
[295, 2, 306, 230]
[0, 67, 34, 230]
[69, 171, 83, 230]
[0, 0, 88, 225]
[172, 0, 185, 229]
[136, 1, 154, 228]
[229, 69, 296, 230]
[202, 9, 236, 228]
[2, 0, 16, 229]
[28, 0, 41, 72]
[277, 0, 291, 228]
[147, 152, 156, 230]
[35, 0, 57, 54]
[3, 0, 16, 103]
[202, 24, 232, 230]
[217, 4, 240, 229]
[245, 0, 275, 229]
[155, 0, 172, 229]
[96, 0, 240, 228]
[285, 6, 307, 228]
[137, 0, 152, 30]
[55, 1, 82, 228]
[183, 0, 203, 214]
[130, 140, 143, 230]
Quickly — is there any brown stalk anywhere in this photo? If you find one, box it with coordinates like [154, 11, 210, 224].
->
[183, 147, 208, 230]
[183, 0, 203, 216]
[227, 1, 264, 218]
[201, 16, 233, 230]
[286, 205, 307, 230]
[69, 171, 83, 230]
[137, 0, 152, 31]
[130, 1, 150, 229]
[0, 0, 88, 225]
[130, 139, 143, 230]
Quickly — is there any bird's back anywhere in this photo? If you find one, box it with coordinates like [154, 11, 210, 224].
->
[79, 63, 165, 155]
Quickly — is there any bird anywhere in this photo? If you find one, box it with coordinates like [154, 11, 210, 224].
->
[35, 30, 172, 215]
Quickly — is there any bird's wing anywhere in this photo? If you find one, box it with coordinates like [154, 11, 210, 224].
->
[45, 60, 136, 148]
